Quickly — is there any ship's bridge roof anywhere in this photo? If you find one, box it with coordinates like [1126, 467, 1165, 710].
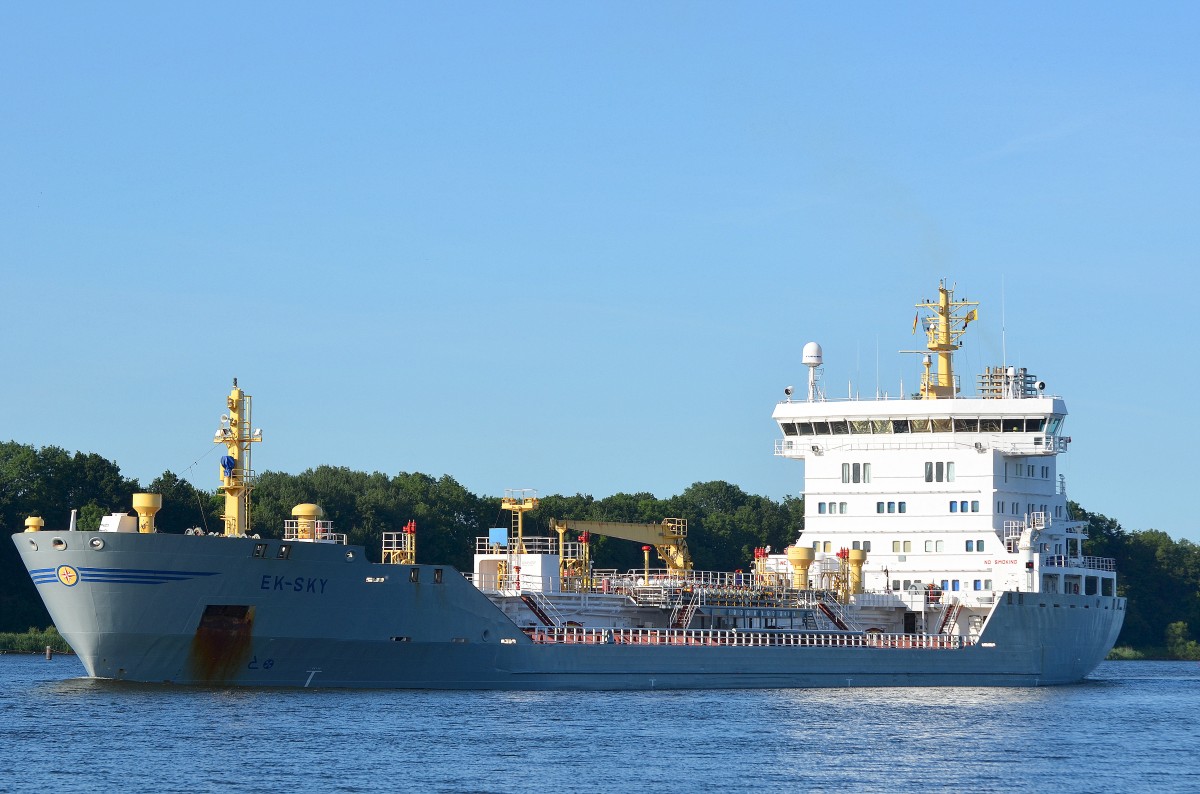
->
[772, 395, 1066, 422]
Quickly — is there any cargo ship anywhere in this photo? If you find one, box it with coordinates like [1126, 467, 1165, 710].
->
[13, 281, 1124, 688]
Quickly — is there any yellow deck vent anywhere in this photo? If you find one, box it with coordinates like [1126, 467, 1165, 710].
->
[132, 493, 163, 534]
[786, 546, 815, 590]
[291, 503, 324, 540]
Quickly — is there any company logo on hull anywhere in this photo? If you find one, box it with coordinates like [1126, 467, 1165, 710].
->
[30, 567, 219, 586]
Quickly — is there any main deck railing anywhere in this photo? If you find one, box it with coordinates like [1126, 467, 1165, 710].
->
[523, 625, 968, 650]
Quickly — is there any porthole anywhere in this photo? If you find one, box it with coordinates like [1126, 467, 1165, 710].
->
[27, 539, 38, 551]
[345, 551, 355, 561]
[52, 537, 67, 551]
[89, 537, 105, 550]
[482, 629, 490, 642]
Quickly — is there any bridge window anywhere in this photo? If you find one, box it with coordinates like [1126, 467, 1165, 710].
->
[782, 423, 797, 436]
[932, 418, 953, 432]
[871, 419, 892, 433]
[1027, 418, 1045, 432]
[954, 418, 978, 433]
[1003, 418, 1024, 433]
[910, 418, 931, 432]
[850, 420, 871, 434]
[980, 418, 1001, 432]
[830, 420, 849, 434]
[892, 419, 910, 433]
[813, 421, 830, 435]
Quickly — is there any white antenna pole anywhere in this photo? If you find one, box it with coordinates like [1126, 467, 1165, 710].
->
[1001, 274, 1007, 370]
[875, 335, 880, 399]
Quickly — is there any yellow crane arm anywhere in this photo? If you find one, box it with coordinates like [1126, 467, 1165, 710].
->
[549, 518, 693, 571]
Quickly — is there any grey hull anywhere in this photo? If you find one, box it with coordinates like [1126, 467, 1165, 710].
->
[14, 531, 1126, 689]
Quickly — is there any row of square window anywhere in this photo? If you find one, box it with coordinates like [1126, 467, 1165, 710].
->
[894, 579, 993, 591]
[817, 501, 983, 514]
[1007, 463, 1051, 480]
[893, 539, 988, 552]
[997, 502, 1052, 515]
[809, 539, 988, 552]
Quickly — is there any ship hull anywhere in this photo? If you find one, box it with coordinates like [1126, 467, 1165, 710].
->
[14, 531, 1125, 689]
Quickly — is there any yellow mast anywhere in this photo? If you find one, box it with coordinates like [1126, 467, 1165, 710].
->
[916, 281, 978, 399]
[215, 378, 262, 536]
[501, 489, 538, 553]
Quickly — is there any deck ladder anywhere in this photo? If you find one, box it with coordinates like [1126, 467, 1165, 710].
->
[938, 598, 963, 635]
[671, 590, 701, 629]
[520, 592, 566, 627]
[816, 600, 851, 631]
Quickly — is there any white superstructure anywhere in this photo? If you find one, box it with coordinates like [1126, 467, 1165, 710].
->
[770, 282, 1115, 638]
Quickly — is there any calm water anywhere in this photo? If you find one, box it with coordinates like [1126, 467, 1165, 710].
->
[3, 656, 1197, 793]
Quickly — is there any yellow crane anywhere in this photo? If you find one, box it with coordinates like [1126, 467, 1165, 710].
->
[548, 518, 693, 573]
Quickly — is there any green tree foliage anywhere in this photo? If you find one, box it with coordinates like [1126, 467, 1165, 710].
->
[1076, 501, 1200, 650]
[1165, 621, 1200, 661]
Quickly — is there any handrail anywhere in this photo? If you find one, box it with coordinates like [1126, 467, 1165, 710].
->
[523, 625, 967, 650]
[1042, 555, 1116, 572]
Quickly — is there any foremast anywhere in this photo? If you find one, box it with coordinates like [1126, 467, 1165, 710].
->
[215, 378, 261, 536]
[917, 282, 978, 399]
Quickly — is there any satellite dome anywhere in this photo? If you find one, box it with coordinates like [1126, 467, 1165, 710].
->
[802, 341, 823, 367]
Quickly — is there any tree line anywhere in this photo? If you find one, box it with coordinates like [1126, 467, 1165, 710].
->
[1, 441, 1197, 656]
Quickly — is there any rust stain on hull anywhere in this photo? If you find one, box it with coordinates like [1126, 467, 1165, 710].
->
[188, 604, 255, 683]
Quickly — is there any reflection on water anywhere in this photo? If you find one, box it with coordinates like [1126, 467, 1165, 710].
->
[4, 658, 1199, 793]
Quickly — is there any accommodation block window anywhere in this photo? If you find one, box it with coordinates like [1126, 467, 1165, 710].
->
[842, 463, 872, 483]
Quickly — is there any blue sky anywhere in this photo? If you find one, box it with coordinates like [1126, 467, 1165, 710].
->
[3, 4, 1198, 541]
